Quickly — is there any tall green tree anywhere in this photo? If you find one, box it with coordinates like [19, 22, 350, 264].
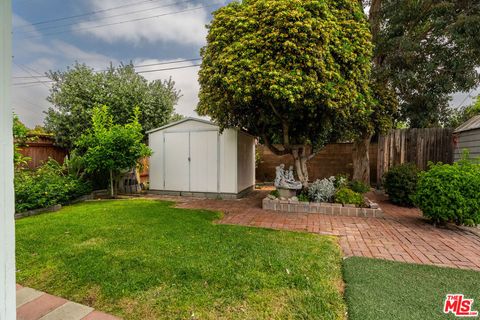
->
[45, 63, 181, 149]
[374, 0, 480, 128]
[76, 106, 152, 197]
[197, 0, 374, 186]
[352, 0, 480, 183]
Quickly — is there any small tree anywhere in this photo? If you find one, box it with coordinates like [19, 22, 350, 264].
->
[197, 0, 373, 186]
[76, 106, 152, 197]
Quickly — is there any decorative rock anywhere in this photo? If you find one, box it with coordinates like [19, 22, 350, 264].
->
[267, 194, 277, 200]
[279, 197, 287, 201]
[277, 188, 297, 199]
[370, 202, 379, 209]
[290, 196, 299, 202]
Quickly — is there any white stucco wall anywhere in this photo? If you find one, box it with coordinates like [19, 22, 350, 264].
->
[237, 132, 255, 192]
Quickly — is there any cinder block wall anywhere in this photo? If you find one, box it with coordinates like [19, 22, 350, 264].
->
[256, 143, 378, 184]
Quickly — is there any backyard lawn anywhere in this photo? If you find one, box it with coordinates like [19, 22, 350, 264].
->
[343, 257, 480, 320]
[16, 199, 346, 320]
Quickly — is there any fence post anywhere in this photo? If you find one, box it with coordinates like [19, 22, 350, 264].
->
[0, 0, 16, 318]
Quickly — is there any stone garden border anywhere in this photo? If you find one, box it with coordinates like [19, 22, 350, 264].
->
[262, 197, 384, 218]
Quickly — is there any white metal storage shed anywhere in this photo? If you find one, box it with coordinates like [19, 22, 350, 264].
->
[453, 115, 480, 161]
[147, 117, 255, 198]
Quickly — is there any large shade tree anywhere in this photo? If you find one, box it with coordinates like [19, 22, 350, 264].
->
[197, 0, 374, 186]
[373, 0, 480, 128]
[351, 0, 480, 183]
[45, 63, 181, 149]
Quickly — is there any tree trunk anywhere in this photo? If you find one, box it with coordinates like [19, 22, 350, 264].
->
[292, 147, 310, 188]
[109, 169, 114, 198]
[352, 136, 371, 184]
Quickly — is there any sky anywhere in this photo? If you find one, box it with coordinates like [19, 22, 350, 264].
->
[11, 0, 479, 128]
[12, 0, 228, 127]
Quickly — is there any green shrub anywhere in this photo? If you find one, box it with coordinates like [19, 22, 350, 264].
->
[334, 187, 364, 206]
[414, 160, 480, 226]
[349, 180, 370, 194]
[308, 177, 336, 202]
[334, 174, 349, 189]
[269, 189, 280, 198]
[15, 160, 91, 213]
[383, 163, 419, 206]
[297, 193, 309, 202]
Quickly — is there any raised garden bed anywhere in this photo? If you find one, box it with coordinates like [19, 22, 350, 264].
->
[262, 197, 383, 218]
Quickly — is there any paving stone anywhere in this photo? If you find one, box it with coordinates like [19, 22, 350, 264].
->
[17, 293, 67, 320]
[39, 302, 94, 320]
[159, 189, 480, 271]
[81, 311, 121, 320]
[16, 288, 44, 308]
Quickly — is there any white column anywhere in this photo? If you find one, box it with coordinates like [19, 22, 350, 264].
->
[0, 0, 16, 319]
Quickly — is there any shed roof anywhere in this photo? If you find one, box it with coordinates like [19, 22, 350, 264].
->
[454, 115, 480, 133]
[146, 117, 216, 134]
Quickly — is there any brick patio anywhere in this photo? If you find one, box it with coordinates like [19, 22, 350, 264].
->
[148, 190, 480, 271]
[16, 284, 120, 320]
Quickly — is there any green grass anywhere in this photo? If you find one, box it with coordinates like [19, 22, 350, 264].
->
[16, 199, 346, 320]
[343, 257, 480, 320]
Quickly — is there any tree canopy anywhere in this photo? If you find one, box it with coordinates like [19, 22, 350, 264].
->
[371, 0, 480, 128]
[76, 105, 152, 197]
[45, 63, 181, 148]
[197, 0, 373, 184]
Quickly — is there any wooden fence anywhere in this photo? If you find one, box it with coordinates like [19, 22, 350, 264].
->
[376, 128, 454, 185]
[19, 134, 68, 169]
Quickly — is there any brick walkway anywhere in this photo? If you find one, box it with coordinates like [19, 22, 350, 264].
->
[148, 190, 480, 271]
[16, 284, 120, 320]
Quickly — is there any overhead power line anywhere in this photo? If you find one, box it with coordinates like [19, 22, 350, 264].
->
[20, 4, 217, 40]
[12, 63, 201, 86]
[16, 0, 196, 35]
[14, 0, 165, 29]
[12, 58, 202, 80]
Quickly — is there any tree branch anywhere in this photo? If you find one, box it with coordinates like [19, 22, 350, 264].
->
[262, 134, 290, 156]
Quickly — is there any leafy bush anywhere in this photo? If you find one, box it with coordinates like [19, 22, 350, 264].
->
[15, 160, 91, 213]
[349, 180, 370, 194]
[297, 193, 309, 202]
[414, 159, 480, 226]
[334, 174, 349, 189]
[383, 163, 419, 206]
[334, 187, 365, 206]
[308, 177, 336, 203]
[269, 189, 280, 198]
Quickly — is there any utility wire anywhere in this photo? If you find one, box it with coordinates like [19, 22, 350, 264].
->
[20, 4, 217, 40]
[12, 63, 201, 86]
[14, 0, 165, 29]
[12, 58, 202, 80]
[13, 62, 51, 89]
[16, 0, 197, 35]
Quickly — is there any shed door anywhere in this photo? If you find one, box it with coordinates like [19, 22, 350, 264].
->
[190, 131, 218, 192]
[164, 132, 190, 191]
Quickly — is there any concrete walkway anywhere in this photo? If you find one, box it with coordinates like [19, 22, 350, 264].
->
[16, 284, 120, 320]
[148, 190, 480, 271]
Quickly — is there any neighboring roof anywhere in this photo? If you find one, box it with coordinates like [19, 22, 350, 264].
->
[454, 115, 480, 133]
[146, 117, 217, 134]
